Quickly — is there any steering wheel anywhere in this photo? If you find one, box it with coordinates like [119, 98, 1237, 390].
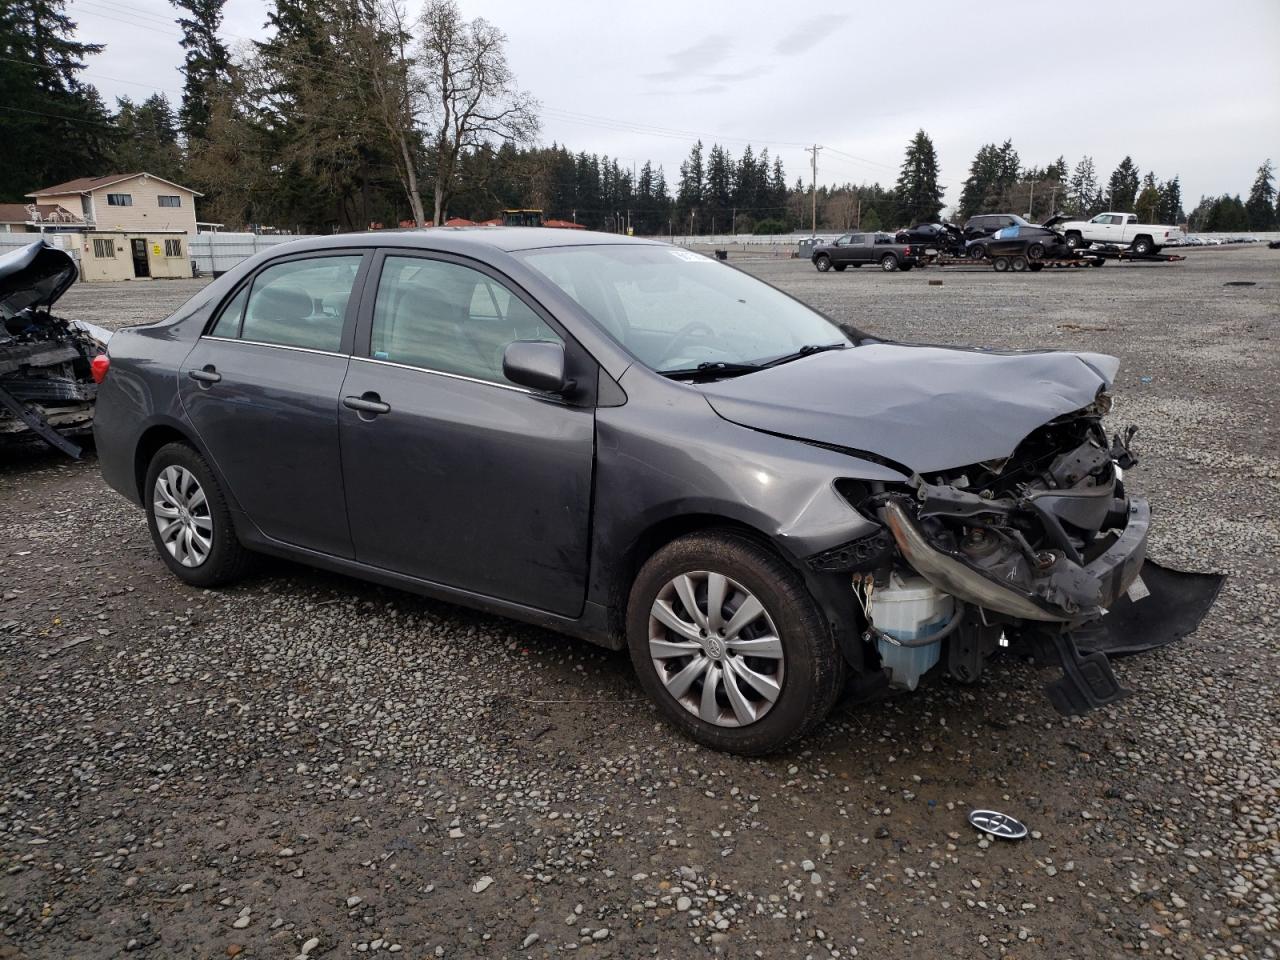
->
[657, 321, 717, 366]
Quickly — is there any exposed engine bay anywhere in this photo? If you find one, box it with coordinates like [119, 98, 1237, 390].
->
[0, 241, 109, 458]
[824, 393, 1223, 715]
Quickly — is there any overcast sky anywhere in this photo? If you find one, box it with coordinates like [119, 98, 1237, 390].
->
[69, 0, 1280, 211]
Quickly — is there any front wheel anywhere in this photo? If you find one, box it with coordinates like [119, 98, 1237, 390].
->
[145, 442, 253, 588]
[814, 254, 831, 272]
[626, 532, 845, 755]
[1065, 232, 1084, 249]
[968, 244, 986, 260]
[880, 254, 898, 272]
[1027, 242, 1046, 260]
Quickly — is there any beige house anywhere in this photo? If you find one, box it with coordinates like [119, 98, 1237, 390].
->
[24, 173, 202, 281]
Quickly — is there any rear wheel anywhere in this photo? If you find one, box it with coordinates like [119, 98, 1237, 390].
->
[1131, 236, 1153, 256]
[1028, 262, 1044, 272]
[145, 442, 253, 588]
[992, 257, 1010, 272]
[814, 254, 831, 272]
[968, 244, 986, 260]
[880, 254, 898, 272]
[900, 263, 914, 271]
[833, 263, 847, 272]
[626, 532, 845, 755]
[1027, 242, 1046, 260]
[1065, 232, 1084, 249]
[1011, 256, 1029, 272]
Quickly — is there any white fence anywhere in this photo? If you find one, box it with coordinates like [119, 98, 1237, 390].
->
[189, 233, 318, 276]
[0, 232, 81, 265]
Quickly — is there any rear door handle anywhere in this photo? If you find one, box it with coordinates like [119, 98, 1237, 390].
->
[343, 393, 391, 416]
[188, 367, 221, 384]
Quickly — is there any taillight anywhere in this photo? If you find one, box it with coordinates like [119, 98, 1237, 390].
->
[90, 354, 110, 383]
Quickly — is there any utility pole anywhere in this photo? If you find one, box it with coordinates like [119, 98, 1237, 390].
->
[731, 206, 736, 235]
[1027, 181, 1035, 220]
[805, 144, 823, 237]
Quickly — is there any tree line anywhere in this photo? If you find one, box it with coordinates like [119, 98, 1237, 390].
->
[3, 0, 1278, 235]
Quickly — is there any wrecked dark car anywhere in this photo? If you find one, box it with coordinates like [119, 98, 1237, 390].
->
[0, 240, 110, 457]
[92, 229, 1220, 754]
[895, 221, 966, 257]
[982, 215, 1089, 271]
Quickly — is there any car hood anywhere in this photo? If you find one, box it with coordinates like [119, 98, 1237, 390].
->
[0, 240, 77, 318]
[700, 342, 1119, 473]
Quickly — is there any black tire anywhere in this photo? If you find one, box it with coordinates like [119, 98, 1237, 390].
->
[1131, 236, 1153, 256]
[144, 442, 253, 588]
[992, 257, 1010, 272]
[626, 531, 845, 755]
[1028, 262, 1044, 272]
[1027, 242, 1046, 260]
[1011, 256, 1028, 272]
[1065, 232, 1083, 249]
[814, 255, 831, 272]
[900, 263, 914, 271]
[851, 263, 863, 268]
[833, 263, 847, 272]
[968, 244, 986, 260]
[880, 254, 898, 272]
[1090, 258, 1105, 267]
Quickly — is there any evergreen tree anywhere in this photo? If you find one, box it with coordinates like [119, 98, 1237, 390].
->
[861, 207, 881, 232]
[0, 0, 110, 199]
[170, 0, 229, 143]
[958, 144, 1000, 220]
[1135, 172, 1161, 223]
[894, 129, 943, 225]
[1159, 176, 1184, 224]
[1107, 156, 1140, 210]
[676, 140, 704, 225]
[111, 93, 183, 179]
[704, 143, 733, 230]
[1245, 159, 1276, 230]
[1068, 156, 1100, 215]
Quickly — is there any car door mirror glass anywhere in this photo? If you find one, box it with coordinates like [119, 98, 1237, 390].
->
[503, 340, 570, 394]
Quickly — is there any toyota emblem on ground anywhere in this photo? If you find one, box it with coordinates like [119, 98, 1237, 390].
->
[968, 809, 1029, 840]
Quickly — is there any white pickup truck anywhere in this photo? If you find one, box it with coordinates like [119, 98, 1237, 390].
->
[1059, 212, 1183, 255]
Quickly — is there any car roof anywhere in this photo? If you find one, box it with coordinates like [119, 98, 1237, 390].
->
[261, 226, 664, 256]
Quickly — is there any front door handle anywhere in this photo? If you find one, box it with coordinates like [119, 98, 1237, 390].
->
[343, 393, 391, 416]
[189, 366, 221, 384]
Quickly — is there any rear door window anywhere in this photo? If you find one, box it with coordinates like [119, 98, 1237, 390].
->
[238, 256, 363, 352]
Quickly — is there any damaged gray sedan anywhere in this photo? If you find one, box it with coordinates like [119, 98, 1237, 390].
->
[0, 240, 110, 457]
[93, 229, 1220, 754]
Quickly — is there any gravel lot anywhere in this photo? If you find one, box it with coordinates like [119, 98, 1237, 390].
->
[1, 245, 1277, 959]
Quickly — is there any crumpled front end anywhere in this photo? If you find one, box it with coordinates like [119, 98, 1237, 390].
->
[0, 241, 108, 458]
[1, 312, 109, 458]
[815, 393, 1221, 715]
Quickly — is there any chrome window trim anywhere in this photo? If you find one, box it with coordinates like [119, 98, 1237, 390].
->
[199, 335, 347, 359]
[351, 355, 531, 395]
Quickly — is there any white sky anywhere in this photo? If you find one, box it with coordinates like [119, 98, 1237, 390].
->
[69, 0, 1280, 211]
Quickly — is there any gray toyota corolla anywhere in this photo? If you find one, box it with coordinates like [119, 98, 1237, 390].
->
[95, 228, 1219, 754]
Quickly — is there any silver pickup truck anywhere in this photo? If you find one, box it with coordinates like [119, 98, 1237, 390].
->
[1059, 212, 1183, 255]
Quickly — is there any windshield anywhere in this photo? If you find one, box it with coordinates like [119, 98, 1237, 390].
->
[518, 244, 848, 373]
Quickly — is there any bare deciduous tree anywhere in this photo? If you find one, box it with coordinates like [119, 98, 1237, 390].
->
[352, 0, 427, 226]
[419, 0, 538, 225]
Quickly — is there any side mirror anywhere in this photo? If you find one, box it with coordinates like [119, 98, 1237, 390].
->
[503, 340, 572, 394]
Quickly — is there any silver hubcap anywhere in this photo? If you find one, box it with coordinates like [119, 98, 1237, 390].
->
[648, 571, 785, 728]
[153, 465, 213, 568]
